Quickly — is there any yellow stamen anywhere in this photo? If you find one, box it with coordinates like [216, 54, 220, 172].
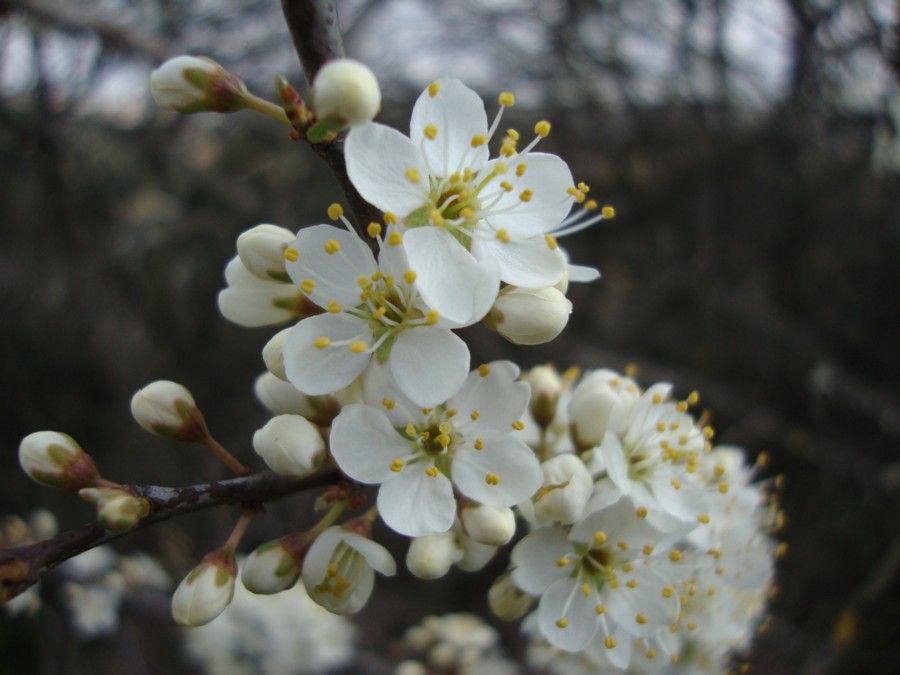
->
[604, 636, 616, 649]
[314, 337, 331, 349]
[474, 438, 484, 451]
[499, 92, 515, 106]
[349, 341, 367, 353]
[405, 167, 421, 183]
[327, 300, 341, 314]
[478, 364, 491, 377]
[324, 239, 340, 255]
[512, 420, 524, 431]
[470, 134, 486, 147]
[390, 459, 404, 472]
[403, 270, 417, 284]
[519, 189, 533, 202]
[425, 466, 438, 478]
[485, 473, 500, 486]
[388, 231, 402, 246]
[426, 310, 439, 325]
[384, 212, 398, 225]
[367, 222, 382, 238]
[283, 247, 298, 262]
[327, 203, 343, 220]
[428, 81, 440, 97]
[602, 205, 616, 219]
[515, 163, 527, 176]
[534, 120, 551, 138]
[423, 124, 438, 140]
[301, 279, 316, 294]
[496, 229, 511, 243]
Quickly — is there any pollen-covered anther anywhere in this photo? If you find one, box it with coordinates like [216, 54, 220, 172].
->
[636, 613, 648, 624]
[662, 585, 674, 598]
[387, 231, 402, 246]
[284, 247, 299, 262]
[324, 240, 341, 255]
[698, 514, 710, 524]
[428, 81, 440, 97]
[405, 167, 421, 183]
[327, 203, 343, 220]
[645, 649, 657, 659]
[349, 341, 367, 353]
[478, 364, 491, 377]
[718, 482, 730, 494]
[567, 186, 586, 203]
[670, 478, 682, 490]
[556, 556, 569, 568]
[405, 423, 416, 437]
[585, 199, 598, 210]
[327, 300, 341, 313]
[496, 229, 511, 243]
[314, 337, 331, 349]
[604, 636, 617, 649]
[485, 472, 500, 486]
[430, 209, 444, 225]
[595, 603, 607, 615]
[473, 438, 484, 451]
[635, 506, 648, 519]
[669, 550, 682, 562]
[556, 617, 568, 629]
[372, 306, 387, 320]
[425, 466, 439, 478]
[301, 279, 316, 294]
[459, 207, 475, 220]
[383, 212, 398, 225]
[425, 310, 439, 325]
[652, 393, 663, 405]
[534, 120, 551, 138]
[499, 91, 515, 106]
[512, 420, 524, 431]
[470, 134, 486, 147]
[544, 234, 558, 250]
[390, 459, 404, 472]
[602, 205, 616, 219]
[499, 180, 514, 192]
[593, 530, 607, 545]
[436, 434, 451, 448]
[643, 544, 654, 556]
[423, 123, 438, 140]
[617, 540, 629, 551]
[581, 583, 592, 596]
[519, 189, 534, 203]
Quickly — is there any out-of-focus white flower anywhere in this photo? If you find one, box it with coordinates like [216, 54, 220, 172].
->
[312, 58, 381, 126]
[301, 525, 396, 615]
[172, 550, 237, 627]
[236, 224, 295, 282]
[282, 222, 497, 406]
[345, 79, 607, 299]
[252, 415, 326, 477]
[150, 55, 250, 114]
[400, 613, 519, 675]
[329, 361, 542, 537]
[488, 572, 533, 621]
[459, 504, 516, 546]
[130, 380, 207, 442]
[488, 285, 572, 345]
[184, 569, 356, 675]
[406, 530, 463, 580]
[18, 431, 100, 492]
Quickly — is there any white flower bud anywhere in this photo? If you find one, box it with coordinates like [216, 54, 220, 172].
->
[150, 55, 250, 114]
[459, 504, 516, 547]
[406, 531, 462, 580]
[18, 431, 100, 492]
[533, 454, 593, 525]
[236, 224, 295, 282]
[568, 369, 640, 449]
[241, 534, 310, 595]
[171, 551, 236, 626]
[488, 572, 533, 621]
[312, 59, 381, 126]
[218, 257, 310, 328]
[455, 535, 498, 573]
[525, 365, 564, 428]
[130, 380, 207, 442]
[254, 372, 340, 424]
[252, 415, 326, 477]
[490, 286, 572, 346]
[79, 487, 150, 533]
[262, 328, 291, 380]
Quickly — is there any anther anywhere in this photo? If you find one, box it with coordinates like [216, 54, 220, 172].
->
[496, 229, 511, 243]
[627, 580, 639, 589]
[602, 205, 616, 219]
[426, 310, 439, 325]
[382, 398, 395, 410]
[515, 163, 527, 176]
[423, 124, 438, 140]
[301, 279, 316, 294]
[324, 240, 341, 255]
[669, 550, 682, 562]
[314, 337, 331, 349]
[512, 420, 524, 431]
[500, 181, 514, 192]
[350, 341, 367, 353]
[604, 636, 616, 649]
[593, 531, 607, 545]
[499, 92, 515, 106]
[596, 603, 607, 615]
[473, 438, 484, 451]
[534, 120, 551, 138]
[636, 506, 648, 519]
[485, 473, 500, 486]
[390, 459, 404, 472]
[470, 134, 486, 147]
[426, 466, 438, 478]
[519, 189, 534, 202]
[470, 410, 481, 421]
[327, 203, 343, 220]
[544, 234, 558, 250]
[643, 544, 654, 556]
[478, 364, 491, 377]
[636, 613, 648, 624]
[367, 222, 382, 238]
[556, 556, 569, 567]
[327, 300, 341, 313]
[428, 82, 440, 97]
[585, 199, 598, 210]
[388, 231, 402, 246]
[698, 514, 710, 524]
[283, 247, 299, 262]
[384, 212, 398, 225]
[405, 168, 421, 183]
[556, 617, 568, 629]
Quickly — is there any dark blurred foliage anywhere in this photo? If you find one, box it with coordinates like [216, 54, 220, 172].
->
[1, 0, 899, 673]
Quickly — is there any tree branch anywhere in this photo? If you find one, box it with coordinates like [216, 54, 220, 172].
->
[280, 0, 384, 240]
[0, 468, 338, 604]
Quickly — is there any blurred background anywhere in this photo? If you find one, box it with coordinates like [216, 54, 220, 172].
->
[1, 0, 899, 672]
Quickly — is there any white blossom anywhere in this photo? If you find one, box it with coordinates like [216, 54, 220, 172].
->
[312, 58, 381, 126]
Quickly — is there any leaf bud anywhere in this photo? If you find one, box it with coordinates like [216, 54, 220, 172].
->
[18, 431, 100, 492]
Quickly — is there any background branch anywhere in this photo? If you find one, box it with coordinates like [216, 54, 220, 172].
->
[0, 468, 338, 603]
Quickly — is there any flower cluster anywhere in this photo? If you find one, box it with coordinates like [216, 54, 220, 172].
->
[499, 366, 778, 672]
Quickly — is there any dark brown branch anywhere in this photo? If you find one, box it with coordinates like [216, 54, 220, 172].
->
[0, 468, 338, 604]
[280, 0, 384, 240]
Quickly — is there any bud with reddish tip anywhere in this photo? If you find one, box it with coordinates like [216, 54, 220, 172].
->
[150, 56, 251, 114]
[130, 380, 207, 442]
[171, 548, 237, 626]
[18, 431, 100, 492]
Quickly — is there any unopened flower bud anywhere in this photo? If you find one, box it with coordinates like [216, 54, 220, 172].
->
[80, 487, 150, 533]
[242, 533, 311, 595]
[254, 372, 341, 425]
[406, 531, 462, 580]
[455, 535, 498, 573]
[150, 55, 250, 114]
[533, 454, 593, 525]
[253, 415, 326, 477]
[488, 286, 572, 346]
[236, 224, 295, 282]
[262, 328, 291, 380]
[488, 571, 533, 621]
[130, 380, 207, 442]
[526, 365, 564, 428]
[171, 549, 237, 626]
[312, 59, 381, 127]
[459, 504, 516, 547]
[18, 431, 100, 492]
[569, 369, 640, 449]
[218, 257, 315, 328]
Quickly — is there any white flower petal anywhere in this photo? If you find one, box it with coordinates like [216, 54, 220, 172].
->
[605, 565, 678, 638]
[283, 314, 371, 395]
[566, 262, 601, 283]
[389, 327, 470, 407]
[511, 526, 573, 594]
[410, 78, 489, 177]
[345, 532, 397, 577]
[403, 227, 498, 324]
[346, 123, 428, 216]
[538, 577, 599, 652]
[377, 463, 456, 536]
[286, 224, 376, 309]
[301, 527, 347, 586]
[452, 437, 542, 507]
[599, 432, 632, 496]
[330, 404, 411, 484]
[470, 232, 567, 288]
[451, 363, 529, 437]
[482, 153, 574, 236]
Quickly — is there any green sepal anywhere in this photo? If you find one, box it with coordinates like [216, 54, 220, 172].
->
[404, 204, 432, 228]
